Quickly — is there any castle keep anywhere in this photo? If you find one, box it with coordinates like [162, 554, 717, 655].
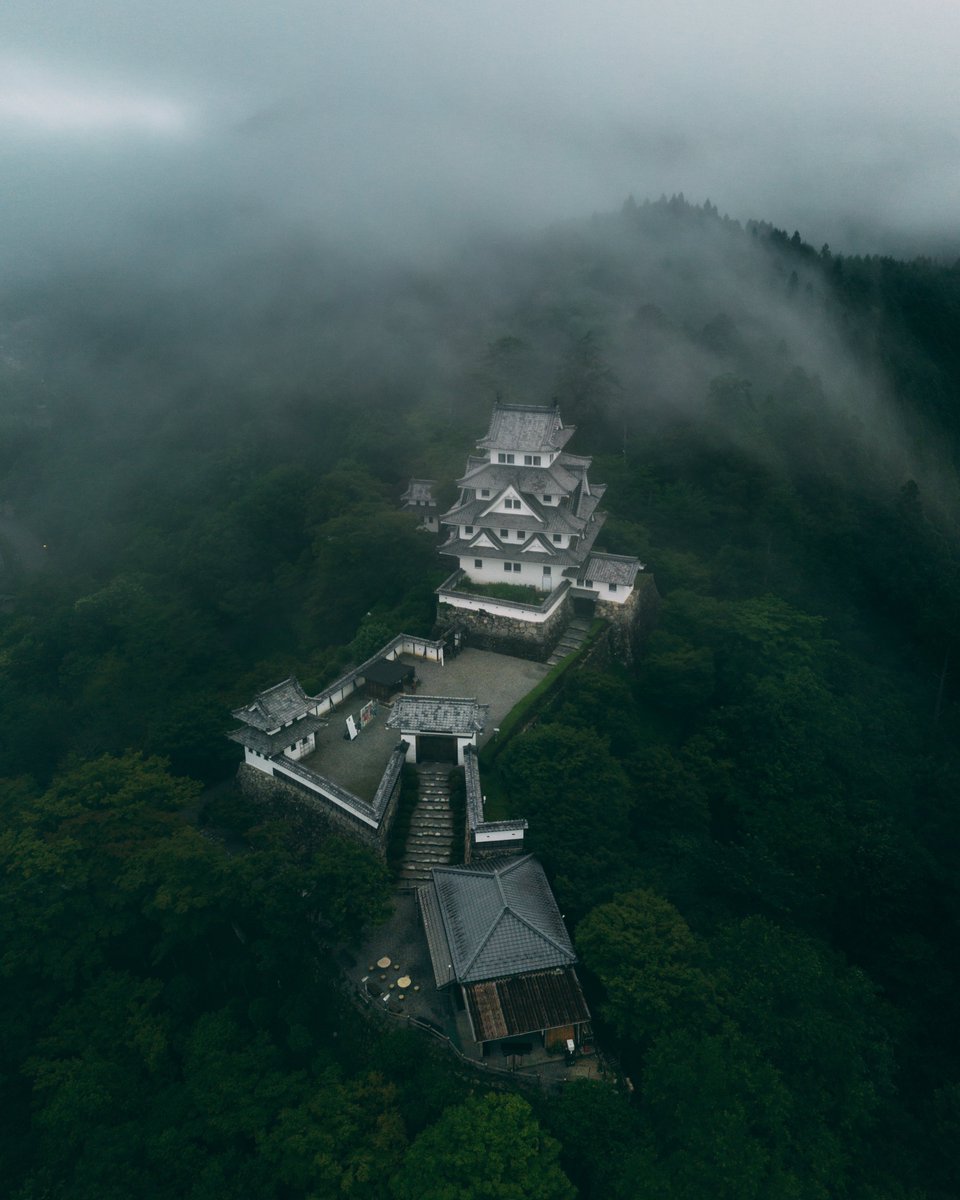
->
[435, 402, 649, 660]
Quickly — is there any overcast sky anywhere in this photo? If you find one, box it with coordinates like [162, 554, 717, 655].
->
[2, 0, 960, 265]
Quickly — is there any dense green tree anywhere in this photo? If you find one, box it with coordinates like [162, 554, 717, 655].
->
[499, 724, 635, 915]
[575, 889, 716, 1046]
[389, 1093, 574, 1200]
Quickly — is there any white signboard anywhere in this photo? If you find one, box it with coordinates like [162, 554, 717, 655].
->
[346, 715, 358, 740]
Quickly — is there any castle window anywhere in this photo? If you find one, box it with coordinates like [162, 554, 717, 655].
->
[505, 498, 521, 509]
[608, 582, 617, 592]
[464, 526, 473, 535]
[480, 489, 490, 497]
[474, 558, 483, 569]
[504, 561, 521, 573]
[552, 533, 562, 543]
[523, 454, 542, 466]
[543, 494, 552, 503]
[498, 453, 506, 463]
[543, 565, 552, 575]
[518, 531, 526, 540]
[500, 529, 509, 538]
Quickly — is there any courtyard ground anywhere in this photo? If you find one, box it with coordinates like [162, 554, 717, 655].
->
[300, 647, 549, 801]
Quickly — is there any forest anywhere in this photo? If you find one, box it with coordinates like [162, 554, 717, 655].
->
[1, 196, 959, 1198]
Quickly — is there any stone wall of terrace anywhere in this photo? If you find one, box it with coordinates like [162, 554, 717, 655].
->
[437, 571, 572, 662]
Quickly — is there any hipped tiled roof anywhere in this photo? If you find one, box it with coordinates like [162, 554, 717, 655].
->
[426, 855, 576, 984]
[581, 552, 642, 586]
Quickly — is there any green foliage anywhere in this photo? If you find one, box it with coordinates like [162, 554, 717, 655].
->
[389, 1092, 575, 1200]
[2, 197, 960, 1198]
[455, 579, 545, 604]
[499, 724, 635, 916]
[576, 890, 717, 1045]
[479, 618, 606, 769]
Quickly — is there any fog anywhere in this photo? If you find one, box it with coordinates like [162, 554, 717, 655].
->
[3, 1, 960, 266]
[2, 0, 960, 530]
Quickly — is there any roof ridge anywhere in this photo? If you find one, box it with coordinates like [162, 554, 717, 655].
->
[503, 905, 576, 961]
[460, 905, 508, 976]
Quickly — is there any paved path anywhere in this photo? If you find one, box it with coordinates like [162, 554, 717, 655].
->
[546, 614, 593, 666]
[398, 763, 456, 888]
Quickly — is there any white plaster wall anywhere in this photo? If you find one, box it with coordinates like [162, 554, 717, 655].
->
[440, 582, 568, 622]
[282, 731, 316, 760]
[458, 557, 550, 589]
[244, 747, 274, 773]
[475, 827, 524, 843]
[582, 582, 633, 605]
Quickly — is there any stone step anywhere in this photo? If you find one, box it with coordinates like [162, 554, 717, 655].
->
[410, 816, 454, 828]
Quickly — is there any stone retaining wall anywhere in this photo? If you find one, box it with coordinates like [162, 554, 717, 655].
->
[436, 594, 570, 662]
[237, 762, 401, 855]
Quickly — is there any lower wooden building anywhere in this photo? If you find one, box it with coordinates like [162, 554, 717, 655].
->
[418, 854, 590, 1054]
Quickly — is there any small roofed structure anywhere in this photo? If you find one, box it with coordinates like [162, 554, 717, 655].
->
[401, 478, 440, 533]
[386, 695, 488, 765]
[228, 676, 325, 761]
[575, 551, 644, 604]
[362, 657, 415, 701]
[417, 855, 590, 1051]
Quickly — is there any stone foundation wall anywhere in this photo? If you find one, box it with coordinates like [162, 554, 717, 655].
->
[237, 763, 398, 856]
[436, 596, 570, 662]
[594, 573, 661, 666]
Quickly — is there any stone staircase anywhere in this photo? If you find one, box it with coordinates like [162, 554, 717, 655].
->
[546, 614, 593, 666]
[397, 763, 457, 888]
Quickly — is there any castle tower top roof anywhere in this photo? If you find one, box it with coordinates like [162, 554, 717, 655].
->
[476, 403, 575, 454]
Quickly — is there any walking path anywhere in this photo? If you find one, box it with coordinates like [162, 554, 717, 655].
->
[546, 614, 593, 666]
[397, 763, 456, 888]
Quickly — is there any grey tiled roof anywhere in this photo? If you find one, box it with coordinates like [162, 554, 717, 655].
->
[418, 884, 456, 987]
[227, 712, 327, 755]
[438, 511, 605, 568]
[386, 696, 489, 736]
[581, 552, 642, 586]
[457, 460, 584, 497]
[428, 855, 576, 984]
[231, 676, 314, 732]
[476, 404, 575, 453]
[401, 478, 437, 504]
[440, 493, 590, 537]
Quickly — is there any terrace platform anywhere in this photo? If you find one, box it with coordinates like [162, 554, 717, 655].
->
[299, 647, 549, 801]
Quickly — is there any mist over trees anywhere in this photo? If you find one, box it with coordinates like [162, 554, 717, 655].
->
[1, 197, 959, 1197]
